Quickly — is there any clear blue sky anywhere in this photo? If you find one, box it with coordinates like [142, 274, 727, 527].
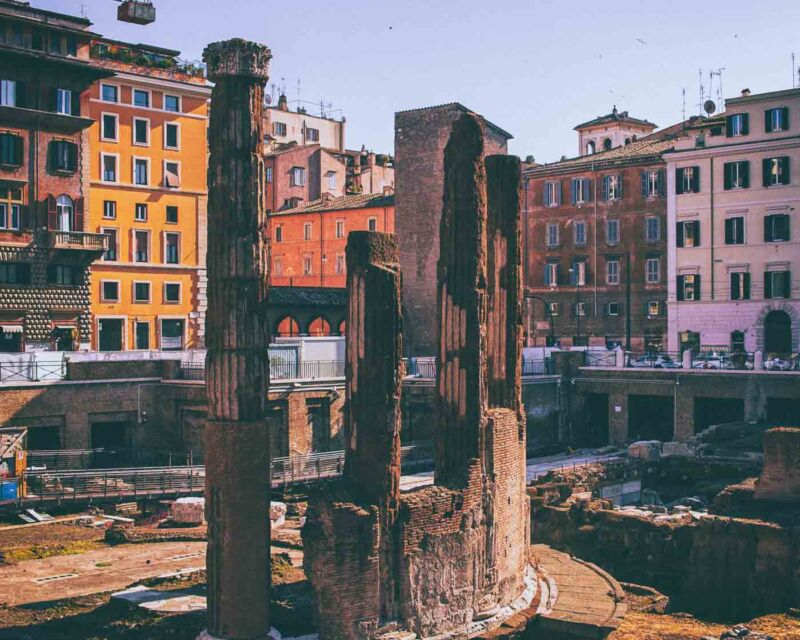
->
[41, 0, 800, 162]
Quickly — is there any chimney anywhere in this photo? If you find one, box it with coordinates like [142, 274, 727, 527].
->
[741, 88, 751, 97]
[382, 185, 395, 196]
[277, 93, 289, 111]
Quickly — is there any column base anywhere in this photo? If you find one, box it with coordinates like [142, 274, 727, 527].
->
[196, 628, 282, 640]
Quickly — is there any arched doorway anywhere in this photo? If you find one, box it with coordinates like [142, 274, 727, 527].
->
[276, 316, 300, 337]
[765, 310, 792, 353]
[308, 317, 331, 337]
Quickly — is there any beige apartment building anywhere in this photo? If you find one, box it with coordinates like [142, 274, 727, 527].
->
[666, 88, 800, 355]
[264, 93, 345, 152]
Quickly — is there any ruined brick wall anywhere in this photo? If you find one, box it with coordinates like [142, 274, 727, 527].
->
[754, 428, 800, 502]
[395, 104, 509, 357]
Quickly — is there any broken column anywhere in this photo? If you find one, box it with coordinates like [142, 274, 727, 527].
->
[201, 39, 273, 640]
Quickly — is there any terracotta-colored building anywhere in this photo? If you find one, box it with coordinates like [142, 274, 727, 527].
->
[265, 143, 346, 212]
[268, 191, 394, 298]
[523, 110, 682, 351]
[0, 1, 110, 352]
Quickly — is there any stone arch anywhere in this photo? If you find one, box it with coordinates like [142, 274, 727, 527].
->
[338, 319, 346, 336]
[755, 302, 799, 353]
[586, 140, 596, 155]
[275, 315, 300, 337]
[308, 316, 332, 337]
[603, 137, 612, 150]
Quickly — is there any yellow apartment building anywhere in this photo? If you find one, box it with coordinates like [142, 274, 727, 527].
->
[87, 39, 210, 351]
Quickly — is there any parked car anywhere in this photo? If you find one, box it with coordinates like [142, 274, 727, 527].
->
[629, 354, 681, 369]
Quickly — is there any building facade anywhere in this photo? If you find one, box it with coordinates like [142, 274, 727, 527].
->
[666, 88, 800, 356]
[394, 102, 511, 356]
[265, 143, 346, 212]
[264, 93, 345, 153]
[576, 106, 656, 156]
[0, 0, 110, 353]
[523, 112, 678, 351]
[86, 38, 210, 352]
[268, 192, 394, 302]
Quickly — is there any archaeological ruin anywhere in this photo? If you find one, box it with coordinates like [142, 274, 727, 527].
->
[302, 113, 536, 639]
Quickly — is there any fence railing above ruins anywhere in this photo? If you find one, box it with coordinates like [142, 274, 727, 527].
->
[582, 350, 799, 372]
[405, 357, 554, 379]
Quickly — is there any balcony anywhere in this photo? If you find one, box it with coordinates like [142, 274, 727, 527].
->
[48, 231, 108, 254]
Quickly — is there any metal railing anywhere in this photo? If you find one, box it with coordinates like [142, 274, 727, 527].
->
[581, 350, 800, 372]
[179, 360, 345, 382]
[406, 357, 554, 379]
[27, 448, 202, 471]
[0, 357, 66, 383]
[48, 230, 108, 251]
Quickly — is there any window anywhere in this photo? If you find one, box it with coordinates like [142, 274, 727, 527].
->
[335, 220, 345, 239]
[641, 169, 665, 197]
[166, 205, 178, 224]
[676, 166, 700, 194]
[368, 217, 377, 232]
[133, 158, 148, 185]
[573, 220, 586, 246]
[725, 217, 745, 245]
[135, 321, 150, 350]
[335, 254, 345, 275]
[100, 154, 116, 182]
[160, 319, 184, 351]
[327, 171, 336, 191]
[730, 272, 751, 300]
[726, 113, 749, 137]
[101, 227, 117, 261]
[55, 195, 73, 231]
[765, 107, 788, 133]
[764, 214, 790, 242]
[306, 127, 319, 142]
[164, 161, 180, 188]
[56, 88, 72, 115]
[603, 137, 612, 151]
[0, 262, 29, 284]
[646, 257, 660, 283]
[101, 281, 119, 302]
[303, 254, 312, 276]
[101, 84, 118, 103]
[606, 259, 620, 285]
[544, 262, 559, 286]
[0, 133, 22, 166]
[543, 181, 561, 206]
[570, 177, 590, 204]
[645, 216, 660, 242]
[724, 161, 750, 189]
[101, 113, 118, 141]
[50, 140, 77, 172]
[764, 271, 790, 299]
[303, 222, 312, 240]
[0, 79, 16, 106]
[586, 141, 596, 155]
[133, 118, 149, 145]
[731, 330, 745, 352]
[133, 89, 150, 108]
[273, 122, 287, 136]
[607, 302, 621, 316]
[133, 281, 151, 302]
[135, 203, 148, 222]
[48, 265, 76, 285]
[275, 225, 283, 243]
[164, 122, 179, 149]
[134, 230, 149, 262]
[763, 157, 790, 187]
[676, 220, 701, 248]
[164, 94, 180, 113]
[290, 166, 306, 187]
[549, 302, 560, 316]
[606, 218, 619, 244]
[0, 188, 22, 230]
[601, 174, 622, 200]
[273, 257, 283, 276]
[647, 301, 661, 317]
[165, 232, 179, 264]
[546, 223, 559, 247]
[99, 201, 116, 222]
[677, 274, 701, 301]
[164, 282, 181, 303]
[570, 260, 587, 286]
[574, 302, 590, 317]
[265, 166, 273, 183]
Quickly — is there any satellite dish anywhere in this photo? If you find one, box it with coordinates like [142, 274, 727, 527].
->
[703, 100, 716, 115]
[265, 94, 273, 105]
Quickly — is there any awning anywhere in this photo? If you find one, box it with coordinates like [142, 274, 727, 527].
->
[164, 171, 180, 188]
[0, 325, 23, 334]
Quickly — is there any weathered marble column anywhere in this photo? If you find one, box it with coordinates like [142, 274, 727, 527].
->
[201, 38, 273, 640]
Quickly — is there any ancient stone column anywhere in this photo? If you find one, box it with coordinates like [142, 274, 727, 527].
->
[201, 38, 273, 640]
[435, 113, 488, 487]
[343, 230, 403, 619]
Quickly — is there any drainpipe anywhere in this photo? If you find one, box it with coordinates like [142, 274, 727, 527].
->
[710, 157, 715, 300]
[319, 210, 324, 287]
[592, 162, 598, 319]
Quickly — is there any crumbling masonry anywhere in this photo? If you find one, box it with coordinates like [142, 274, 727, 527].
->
[201, 39, 273, 640]
[303, 113, 531, 639]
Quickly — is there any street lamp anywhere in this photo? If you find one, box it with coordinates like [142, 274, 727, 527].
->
[524, 294, 554, 347]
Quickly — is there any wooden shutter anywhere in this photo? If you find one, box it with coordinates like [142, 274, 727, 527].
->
[583, 178, 591, 201]
[782, 107, 789, 130]
[694, 274, 701, 300]
[75, 197, 84, 232]
[764, 272, 772, 299]
[743, 272, 751, 299]
[764, 215, 773, 242]
[570, 179, 577, 204]
[15, 81, 25, 109]
[763, 158, 771, 187]
[13, 134, 23, 165]
[657, 169, 666, 196]
[641, 171, 648, 197]
[68, 142, 78, 172]
[723, 163, 732, 190]
[544, 264, 550, 286]
[692, 166, 700, 192]
[741, 113, 749, 135]
[676, 168, 685, 194]
[618, 174, 623, 198]
[784, 271, 791, 298]
[693, 221, 701, 247]
[676, 222, 685, 248]
[725, 115, 733, 137]
[601, 175, 609, 201]
[554, 181, 561, 205]
[730, 273, 739, 300]
[71, 90, 80, 117]
[780, 214, 790, 241]
[742, 161, 750, 188]
[765, 109, 773, 133]
[46, 194, 56, 230]
[724, 218, 733, 244]
[781, 157, 790, 185]
[20, 205, 30, 230]
[543, 183, 550, 206]
[677, 275, 685, 301]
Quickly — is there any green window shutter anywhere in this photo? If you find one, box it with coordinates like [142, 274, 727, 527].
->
[676, 168, 684, 194]
[781, 157, 790, 185]
[742, 162, 750, 188]
[676, 222, 684, 248]
[692, 166, 700, 192]
[741, 113, 750, 135]
[764, 272, 772, 299]
[730, 273, 739, 300]
[723, 164, 732, 190]
[765, 109, 773, 133]
[677, 275, 685, 301]
[763, 158, 772, 187]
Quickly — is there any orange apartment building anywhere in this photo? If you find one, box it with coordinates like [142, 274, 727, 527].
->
[269, 191, 395, 333]
[86, 38, 210, 351]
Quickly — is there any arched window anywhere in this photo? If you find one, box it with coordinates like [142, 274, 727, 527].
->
[276, 316, 300, 337]
[308, 317, 331, 337]
[624, 137, 631, 145]
[56, 195, 73, 231]
[586, 141, 595, 155]
[338, 320, 346, 336]
[603, 138, 612, 151]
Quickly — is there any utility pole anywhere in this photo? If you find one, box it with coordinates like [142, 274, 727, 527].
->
[625, 251, 632, 352]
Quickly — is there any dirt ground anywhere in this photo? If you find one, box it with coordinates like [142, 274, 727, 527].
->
[0, 522, 106, 564]
[611, 611, 800, 640]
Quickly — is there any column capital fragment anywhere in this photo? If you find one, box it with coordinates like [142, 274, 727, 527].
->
[203, 38, 272, 82]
